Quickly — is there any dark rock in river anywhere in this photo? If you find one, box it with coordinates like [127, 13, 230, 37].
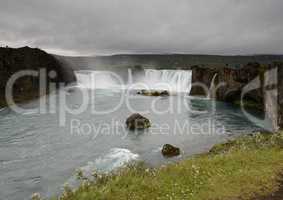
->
[160, 90, 170, 96]
[66, 87, 78, 94]
[161, 144, 180, 157]
[126, 113, 151, 130]
[137, 90, 170, 96]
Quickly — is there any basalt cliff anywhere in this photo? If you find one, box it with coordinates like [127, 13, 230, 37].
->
[0, 46, 76, 107]
[189, 62, 283, 131]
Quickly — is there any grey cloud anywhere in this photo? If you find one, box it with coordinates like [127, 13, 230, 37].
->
[0, 0, 282, 55]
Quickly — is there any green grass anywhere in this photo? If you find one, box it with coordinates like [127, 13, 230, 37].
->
[50, 132, 283, 200]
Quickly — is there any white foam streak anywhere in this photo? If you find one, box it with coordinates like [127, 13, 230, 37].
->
[66, 148, 139, 188]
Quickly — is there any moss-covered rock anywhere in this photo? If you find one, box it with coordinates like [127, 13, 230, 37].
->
[161, 144, 180, 157]
[126, 113, 151, 130]
[137, 90, 169, 96]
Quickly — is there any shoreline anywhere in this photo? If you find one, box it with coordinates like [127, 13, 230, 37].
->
[47, 131, 283, 200]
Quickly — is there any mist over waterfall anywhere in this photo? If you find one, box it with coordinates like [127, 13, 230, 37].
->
[76, 70, 121, 89]
[75, 69, 192, 93]
[141, 69, 192, 93]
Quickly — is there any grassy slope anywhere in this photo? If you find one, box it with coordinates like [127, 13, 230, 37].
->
[53, 133, 283, 200]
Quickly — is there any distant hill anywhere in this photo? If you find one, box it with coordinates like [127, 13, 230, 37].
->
[56, 54, 283, 70]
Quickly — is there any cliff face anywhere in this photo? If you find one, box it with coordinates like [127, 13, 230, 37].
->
[0, 46, 76, 106]
[190, 63, 264, 102]
[277, 64, 283, 128]
[189, 63, 283, 131]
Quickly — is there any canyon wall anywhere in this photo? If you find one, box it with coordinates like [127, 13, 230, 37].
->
[277, 64, 283, 129]
[189, 63, 282, 131]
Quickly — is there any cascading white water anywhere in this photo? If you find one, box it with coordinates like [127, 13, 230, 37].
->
[75, 69, 192, 93]
[76, 70, 121, 89]
[128, 68, 133, 85]
[208, 73, 218, 99]
[141, 69, 192, 93]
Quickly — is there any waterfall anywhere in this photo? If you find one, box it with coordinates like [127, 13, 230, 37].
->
[142, 69, 192, 93]
[75, 69, 192, 93]
[128, 68, 133, 85]
[75, 71, 121, 89]
[208, 73, 218, 99]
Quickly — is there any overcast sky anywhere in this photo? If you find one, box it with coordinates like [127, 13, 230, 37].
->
[0, 0, 282, 56]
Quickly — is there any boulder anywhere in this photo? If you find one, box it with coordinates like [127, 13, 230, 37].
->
[160, 90, 170, 96]
[126, 113, 151, 130]
[137, 90, 169, 96]
[66, 87, 77, 93]
[161, 144, 180, 157]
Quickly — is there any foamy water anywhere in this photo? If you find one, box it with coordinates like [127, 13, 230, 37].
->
[66, 148, 139, 189]
[75, 69, 192, 93]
